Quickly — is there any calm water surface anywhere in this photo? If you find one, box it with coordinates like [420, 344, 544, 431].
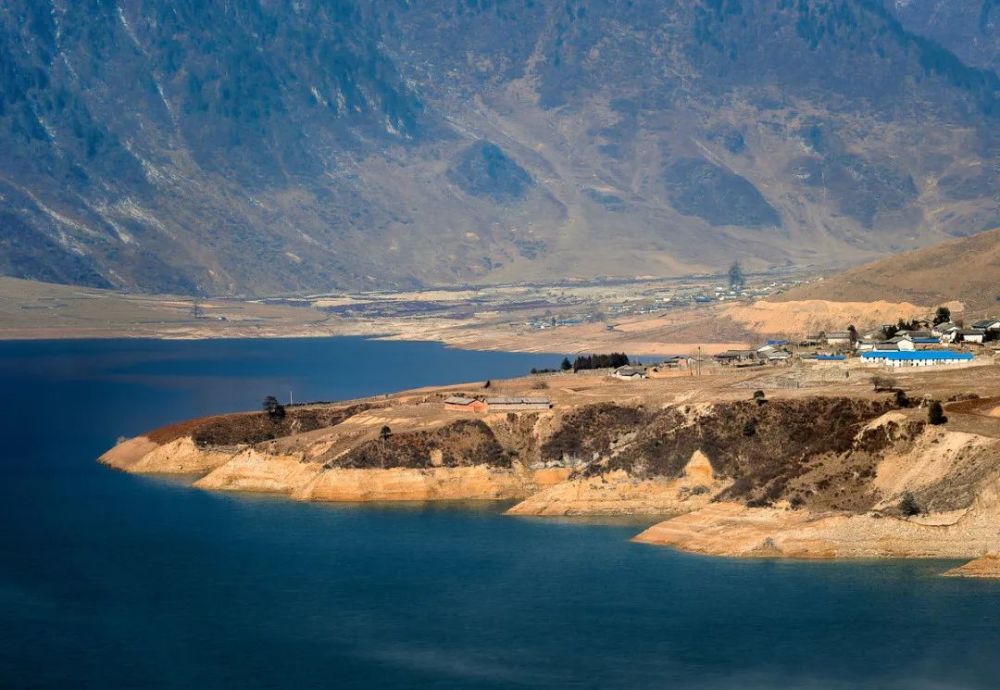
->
[1, 338, 998, 689]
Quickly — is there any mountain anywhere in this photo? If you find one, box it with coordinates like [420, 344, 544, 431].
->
[2, 0, 1000, 295]
[771, 225, 1000, 315]
[882, 0, 1000, 75]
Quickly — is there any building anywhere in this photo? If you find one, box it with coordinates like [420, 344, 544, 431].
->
[715, 349, 759, 365]
[886, 335, 916, 351]
[860, 350, 974, 367]
[444, 396, 488, 413]
[932, 322, 960, 337]
[960, 329, 986, 344]
[613, 366, 647, 380]
[816, 354, 846, 362]
[824, 331, 853, 347]
[971, 319, 1000, 333]
[484, 397, 553, 412]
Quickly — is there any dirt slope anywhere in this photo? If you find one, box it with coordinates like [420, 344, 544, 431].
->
[770, 227, 1000, 315]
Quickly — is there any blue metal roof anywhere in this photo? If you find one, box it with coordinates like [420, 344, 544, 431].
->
[816, 354, 846, 361]
[911, 337, 941, 343]
[861, 350, 973, 361]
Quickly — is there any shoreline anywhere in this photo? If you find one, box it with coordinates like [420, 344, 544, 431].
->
[99, 365, 1000, 577]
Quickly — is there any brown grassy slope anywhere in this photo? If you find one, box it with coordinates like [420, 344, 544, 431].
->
[770, 227, 1000, 315]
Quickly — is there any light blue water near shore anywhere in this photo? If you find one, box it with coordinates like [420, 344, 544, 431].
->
[1, 338, 998, 689]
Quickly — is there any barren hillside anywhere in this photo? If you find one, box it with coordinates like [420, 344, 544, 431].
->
[771, 226, 1000, 316]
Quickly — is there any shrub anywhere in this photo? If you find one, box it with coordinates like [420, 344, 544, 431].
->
[927, 401, 947, 425]
[899, 492, 921, 516]
[872, 375, 897, 392]
[262, 395, 286, 421]
[894, 389, 910, 408]
[742, 420, 757, 437]
[379, 425, 392, 442]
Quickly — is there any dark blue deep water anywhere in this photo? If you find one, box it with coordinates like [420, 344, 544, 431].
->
[1, 338, 999, 689]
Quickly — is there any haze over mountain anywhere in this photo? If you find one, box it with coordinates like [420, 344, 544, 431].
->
[1, 0, 999, 295]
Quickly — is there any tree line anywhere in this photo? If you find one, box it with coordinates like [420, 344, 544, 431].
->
[571, 353, 630, 372]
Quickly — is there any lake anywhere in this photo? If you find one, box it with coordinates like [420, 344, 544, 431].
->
[1, 337, 998, 689]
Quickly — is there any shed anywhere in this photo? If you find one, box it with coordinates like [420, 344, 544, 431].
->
[444, 396, 488, 413]
[613, 366, 647, 380]
[484, 397, 553, 412]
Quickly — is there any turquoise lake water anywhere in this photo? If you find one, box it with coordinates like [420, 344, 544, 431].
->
[1, 338, 998, 689]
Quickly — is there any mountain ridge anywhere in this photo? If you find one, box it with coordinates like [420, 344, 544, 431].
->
[1, 0, 999, 295]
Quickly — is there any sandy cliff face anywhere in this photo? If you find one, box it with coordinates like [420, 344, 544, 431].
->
[99, 436, 232, 474]
[507, 451, 730, 516]
[634, 426, 1000, 560]
[294, 465, 570, 502]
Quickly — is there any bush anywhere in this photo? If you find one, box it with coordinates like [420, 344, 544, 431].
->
[262, 395, 286, 421]
[742, 420, 757, 437]
[894, 389, 910, 408]
[927, 401, 947, 425]
[899, 492, 921, 516]
[872, 375, 897, 392]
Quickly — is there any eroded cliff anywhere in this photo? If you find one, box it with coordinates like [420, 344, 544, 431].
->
[99, 376, 1000, 574]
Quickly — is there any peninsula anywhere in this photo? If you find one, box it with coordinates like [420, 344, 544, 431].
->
[101, 358, 1000, 578]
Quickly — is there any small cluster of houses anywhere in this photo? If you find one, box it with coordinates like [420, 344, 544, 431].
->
[611, 355, 692, 380]
[715, 340, 793, 366]
[443, 396, 553, 413]
[711, 319, 1000, 369]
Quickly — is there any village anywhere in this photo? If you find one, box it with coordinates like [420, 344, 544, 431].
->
[434, 309, 1000, 414]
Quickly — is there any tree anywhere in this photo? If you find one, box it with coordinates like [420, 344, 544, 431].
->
[847, 324, 858, 344]
[263, 395, 286, 421]
[742, 420, 757, 437]
[560, 357, 572, 371]
[872, 375, 897, 392]
[728, 260, 745, 291]
[933, 306, 951, 326]
[899, 492, 921, 517]
[752, 390, 767, 405]
[894, 389, 910, 408]
[379, 425, 392, 442]
[483, 379, 491, 389]
[928, 401, 947, 425]
[880, 324, 899, 339]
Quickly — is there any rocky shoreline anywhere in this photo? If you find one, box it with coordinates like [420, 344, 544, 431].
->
[100, 368, 1000, 577]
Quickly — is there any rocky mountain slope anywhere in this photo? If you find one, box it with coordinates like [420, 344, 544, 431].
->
[3, 0, 1000, 294]
[883, 0, 1000, 74]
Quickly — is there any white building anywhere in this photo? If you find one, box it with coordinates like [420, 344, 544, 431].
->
[860, 351, 974, 367]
